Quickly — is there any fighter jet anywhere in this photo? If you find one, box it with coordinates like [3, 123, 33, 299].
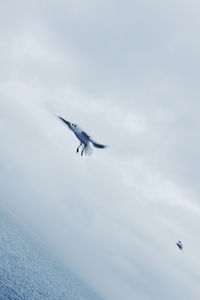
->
[58, 116, 107, 156]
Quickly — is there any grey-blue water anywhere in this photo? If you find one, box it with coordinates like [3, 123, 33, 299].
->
[0, 209, 101, 300]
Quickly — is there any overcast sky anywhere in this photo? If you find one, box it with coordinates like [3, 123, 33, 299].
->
[1, 0, 200, 299]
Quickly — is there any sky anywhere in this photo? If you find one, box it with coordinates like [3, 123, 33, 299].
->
[1, 0, 200, 299]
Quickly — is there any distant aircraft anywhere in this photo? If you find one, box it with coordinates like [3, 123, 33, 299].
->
[58, 117, 107, 156]
[176, 241, 183, 251]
